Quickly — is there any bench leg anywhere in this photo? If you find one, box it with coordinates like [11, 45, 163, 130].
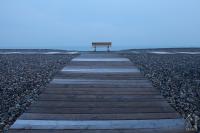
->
[107, 46, 110, 52]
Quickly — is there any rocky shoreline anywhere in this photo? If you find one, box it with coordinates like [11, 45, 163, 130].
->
[122, 52, 200, 131]
[0, 53, 77, 132]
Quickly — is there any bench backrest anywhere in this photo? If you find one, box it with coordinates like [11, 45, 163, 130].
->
[92, 42, 112, 47]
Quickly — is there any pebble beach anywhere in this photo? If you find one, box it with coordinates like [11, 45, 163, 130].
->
[121, 49, 200, 130]
[0, 51, 77, 131]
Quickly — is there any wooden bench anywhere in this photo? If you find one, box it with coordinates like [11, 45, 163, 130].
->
[92, 42, 112, 52]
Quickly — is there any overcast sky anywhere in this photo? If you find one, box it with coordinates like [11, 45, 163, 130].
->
[0, 0, 200, 50]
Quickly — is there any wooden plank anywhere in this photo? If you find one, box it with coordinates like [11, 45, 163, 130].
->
[72, 58, 130, 62]
[62, 65, 138, 69]
[55, 75, 146, 80]
[38, 94, 163, 99]
[30, 101, 170, 108]
[50, 79, 150, 84]
[8, 129, 194, 133]
[45, 87, 157, 92]
[69, 61, 134, 66]
[10, 119, 185, 130]
[26, 107, 175, 114]
[38, 98, 165, 102]
[53, 69, 146, 80]
[38, 95, 164, 102]
[77, 53, 120, 58]
[42, 90, 160, 95]
[19, 113, 181, 120]
[55, 72, 145, 79]
[61, 68, 140, 73]
[61, 66, 138, 70]
[48, 83, 153, 88]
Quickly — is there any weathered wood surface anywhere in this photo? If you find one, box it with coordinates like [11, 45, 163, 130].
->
[9, 129, 194, 133]
[18, 112, 181, 120]
[9, 52, 190, 133]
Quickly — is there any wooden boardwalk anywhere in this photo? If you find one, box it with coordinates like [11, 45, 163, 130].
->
[9, 52, 191, 133]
